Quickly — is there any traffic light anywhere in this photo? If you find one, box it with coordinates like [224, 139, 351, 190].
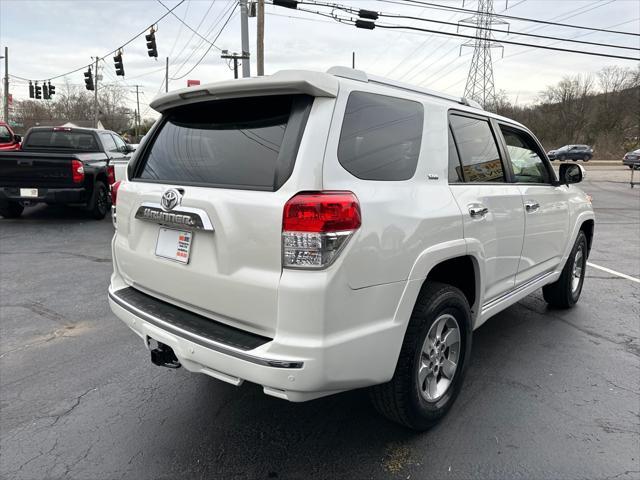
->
[48, 82, 56, 97]
[29, 81, 34, 99]
[146, 28, 158, 58]
[43, 82, 49, 100]
[84, 67, 94, 91]
[114, 50, 125, 76]
[35, 82, 42, 100]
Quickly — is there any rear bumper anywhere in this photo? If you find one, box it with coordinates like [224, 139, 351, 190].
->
[623, 158, 640, 167]
[108, 274, 410, 402]
[0, 187, 89, 205]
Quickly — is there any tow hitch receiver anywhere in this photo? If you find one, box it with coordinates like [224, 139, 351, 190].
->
[147, 337, 181, 369]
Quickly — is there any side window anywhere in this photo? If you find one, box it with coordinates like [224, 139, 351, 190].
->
[99, 133, 118, 153]
[0, 126, 12, 143]
[338, 91, 423, 181]
[448, 127, 463, 183]
[500, 126, 550, 184]
[111, 134, 127, 152]
[449, 114, 504, 182]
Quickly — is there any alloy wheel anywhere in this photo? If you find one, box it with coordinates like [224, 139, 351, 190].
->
[418, 314, 461, 402]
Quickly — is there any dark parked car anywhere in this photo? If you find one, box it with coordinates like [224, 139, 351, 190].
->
[0, 126, 133, 219]
[623, 149, 640, 169]
[548, 144, 593, 161]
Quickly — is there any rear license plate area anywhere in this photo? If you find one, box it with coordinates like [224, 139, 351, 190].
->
[155, 228, 192, 264]
[20, 188, 38, 198]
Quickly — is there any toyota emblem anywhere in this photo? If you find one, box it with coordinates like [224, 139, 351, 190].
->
[161, 188, 181, 211]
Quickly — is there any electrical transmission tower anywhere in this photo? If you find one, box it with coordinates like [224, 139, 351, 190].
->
[460, 0, 508, 109]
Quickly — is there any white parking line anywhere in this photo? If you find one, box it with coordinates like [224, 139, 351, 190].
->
[587, 262, 640, 284]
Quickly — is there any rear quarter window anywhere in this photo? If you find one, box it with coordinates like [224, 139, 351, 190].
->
[133, 95, 312, 191]
[338, 91, 423, 181]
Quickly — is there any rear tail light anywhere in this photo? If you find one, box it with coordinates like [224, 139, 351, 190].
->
[111, 180, 121, 206]
[107, 165, 116, 185]
[282, 191, 361, 269]
[71, 160, 84, 184]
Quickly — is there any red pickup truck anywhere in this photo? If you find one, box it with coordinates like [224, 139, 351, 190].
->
[0, 122, 21, 151]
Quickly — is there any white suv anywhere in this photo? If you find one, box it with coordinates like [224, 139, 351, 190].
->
[108, 67, 594, 429]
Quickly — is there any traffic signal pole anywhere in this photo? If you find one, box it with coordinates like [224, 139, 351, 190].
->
[3, 47, 9, 122]
[93, 57, 99, 128]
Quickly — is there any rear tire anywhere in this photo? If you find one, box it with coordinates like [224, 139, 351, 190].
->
[369, 282, 472, 430]
[0, 201, 24, 219]
[89, 181, 109, 220]
[543, 230, 588, 308]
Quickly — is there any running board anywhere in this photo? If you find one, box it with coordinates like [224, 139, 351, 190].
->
[480, 271, 556, 318]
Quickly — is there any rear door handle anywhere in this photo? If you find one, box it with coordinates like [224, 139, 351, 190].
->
[525, 200, 540, 213]
[468, 204, 489, 218]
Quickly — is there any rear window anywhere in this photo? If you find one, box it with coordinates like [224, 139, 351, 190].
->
[24, 130, 100, 152]
[134, 95, 312, 191]
[338, 91, 423, 181]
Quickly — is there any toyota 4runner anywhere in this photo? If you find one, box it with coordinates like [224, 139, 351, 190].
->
[108, 67, 595, 430]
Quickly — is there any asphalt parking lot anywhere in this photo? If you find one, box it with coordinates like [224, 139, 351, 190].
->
[1, 165, 638, 480]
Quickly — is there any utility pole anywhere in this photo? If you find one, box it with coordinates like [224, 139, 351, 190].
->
[221, 51, 249, 79]
[240, 0, 251, 78]
[93, 57, 99, 128]
[257, 0, 264, 76]
[135, 85, 141, 138]
[352, 51, 355, 69]
[165, 57, 169, 92]
[2, 47, 8, 123]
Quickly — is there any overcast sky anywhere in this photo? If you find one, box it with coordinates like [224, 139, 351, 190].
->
[1, 0, 638, 119]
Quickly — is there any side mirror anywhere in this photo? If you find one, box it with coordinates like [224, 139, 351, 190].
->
[126, 144, 136, 153]
[14, 134, 21, 143]
[559, 163, 585, 185]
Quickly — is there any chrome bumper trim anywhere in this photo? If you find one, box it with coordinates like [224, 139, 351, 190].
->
[109, 289, 303, 369]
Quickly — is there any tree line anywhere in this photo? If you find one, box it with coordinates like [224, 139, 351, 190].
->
[492, 66, 640, 159]
[10, 80, 155, 138]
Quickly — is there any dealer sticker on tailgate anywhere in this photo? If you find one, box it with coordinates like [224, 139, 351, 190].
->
[155, 228, 192, 264]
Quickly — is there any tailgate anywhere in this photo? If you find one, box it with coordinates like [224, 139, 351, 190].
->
[114, 183, 289, 336]
[112, 94, 319, 336]
[0, 154, 76, 188]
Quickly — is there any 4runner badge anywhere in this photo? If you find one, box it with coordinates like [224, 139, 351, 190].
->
[161, 189, 181, 211]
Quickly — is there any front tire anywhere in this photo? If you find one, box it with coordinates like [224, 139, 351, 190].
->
[0, 201, 24, 219]
[582, 155, 590, 162]
[369, 282, 472, 430]
[543, 230, 588, 308]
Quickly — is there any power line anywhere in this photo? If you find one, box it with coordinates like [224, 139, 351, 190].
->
[167, 0, 192, 58]
[156, 0, 222, 50]
[170, 0, 217, 65]
[382, 0, 640, 37]
[170, 3, 239, 80]
[372, 23, 639, 61]
[283, 4, 640, 61]
[14, 0, 186, 83]
[300, 0, 639, 51]
[170, 0, 235, 78]
[375, 10, 639, 51]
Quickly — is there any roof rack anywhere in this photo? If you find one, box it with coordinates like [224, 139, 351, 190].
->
[326, 66, 483, 110]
